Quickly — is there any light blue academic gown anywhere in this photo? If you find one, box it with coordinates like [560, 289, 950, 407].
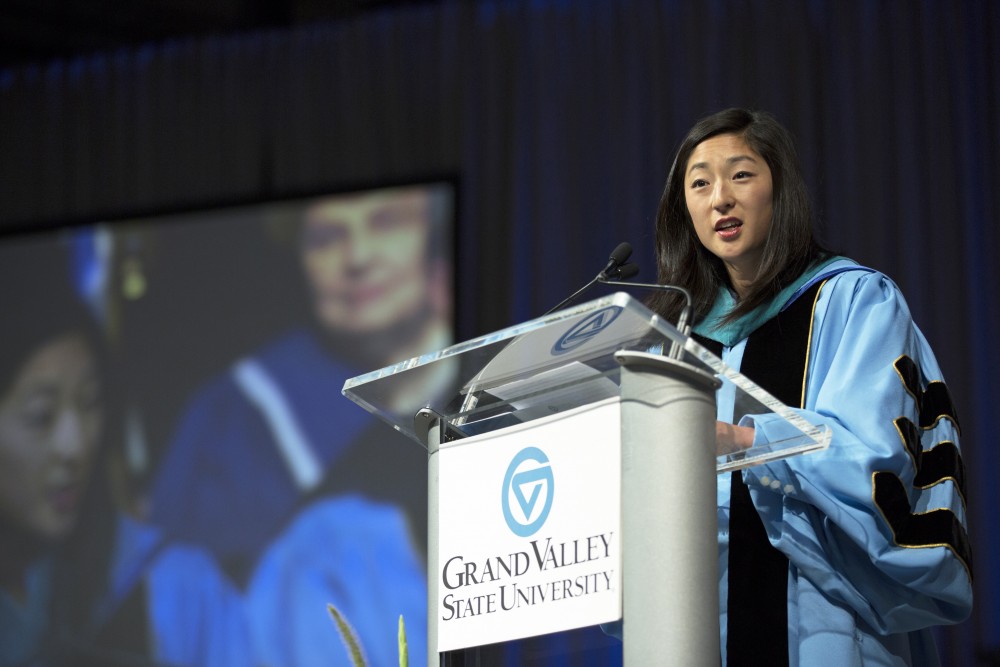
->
[703, 258, 972, 665]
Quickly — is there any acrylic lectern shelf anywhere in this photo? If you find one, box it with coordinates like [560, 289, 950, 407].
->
[342, 292, 830, 472]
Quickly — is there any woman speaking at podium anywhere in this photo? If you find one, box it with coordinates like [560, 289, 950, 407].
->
[647, 108, 972, 665]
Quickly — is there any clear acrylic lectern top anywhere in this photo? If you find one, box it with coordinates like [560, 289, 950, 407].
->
[342, 292, 829, 471]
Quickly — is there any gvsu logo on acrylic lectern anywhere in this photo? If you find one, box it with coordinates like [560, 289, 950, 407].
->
[502, 447, 555, 537]
[551, 306, 623, 354]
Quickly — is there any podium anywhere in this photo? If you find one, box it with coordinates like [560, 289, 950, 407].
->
[343, 292, 830, 666]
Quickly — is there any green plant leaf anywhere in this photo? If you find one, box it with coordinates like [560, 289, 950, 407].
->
[327, 603, 367, 667]
[398, 614, 408, 667]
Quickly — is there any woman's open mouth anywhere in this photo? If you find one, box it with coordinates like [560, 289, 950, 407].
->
[715, 218, 743, 240]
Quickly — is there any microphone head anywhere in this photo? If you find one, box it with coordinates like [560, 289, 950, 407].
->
[609, 242, 633, 265]
[614, 262, 639, 280]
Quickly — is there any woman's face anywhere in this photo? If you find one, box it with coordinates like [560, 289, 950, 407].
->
[683, 133, 774, 293]
[300, 188, 433, 336]
[0, 334, 103, 541]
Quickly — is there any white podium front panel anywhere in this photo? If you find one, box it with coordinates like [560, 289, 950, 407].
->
[436, 398, 622, 652]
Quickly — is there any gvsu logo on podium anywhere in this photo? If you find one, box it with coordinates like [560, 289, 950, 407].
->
[502, 447, 555, 537]
[552, 306, 623, 355]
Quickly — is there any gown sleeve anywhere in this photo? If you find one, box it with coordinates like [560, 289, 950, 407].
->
[245, 495, 428, 667]
[131, 521, 255, 666]
[741, 270, 973, 635]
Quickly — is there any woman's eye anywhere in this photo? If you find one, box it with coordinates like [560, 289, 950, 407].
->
[691, 178, 708, 189]
[301, 225, 347, 250]
[733, 171, 752, 180]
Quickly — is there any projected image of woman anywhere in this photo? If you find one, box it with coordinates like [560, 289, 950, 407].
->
[301, 187, 450, 364]
[0, 242, 250, 666]
[146, 185, 451, 666]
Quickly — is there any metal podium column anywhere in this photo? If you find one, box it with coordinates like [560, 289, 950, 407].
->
[425, 422, 442, 667]
[616, 351, 721, 666]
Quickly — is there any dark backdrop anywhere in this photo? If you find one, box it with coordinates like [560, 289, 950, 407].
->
[1, 1, 997, 663]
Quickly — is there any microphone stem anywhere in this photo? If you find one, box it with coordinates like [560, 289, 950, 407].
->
[598, 278, 693, 359]
[542, 274, 601, 317]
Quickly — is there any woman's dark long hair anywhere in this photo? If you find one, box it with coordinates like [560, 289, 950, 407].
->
[0, 238, 121, 661]
[648, 108, 830, 325]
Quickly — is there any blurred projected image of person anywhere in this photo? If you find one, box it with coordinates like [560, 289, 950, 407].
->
[0, 242, 250, 667]
[303, 186, 451, 372]
[148, 185, 452, 666]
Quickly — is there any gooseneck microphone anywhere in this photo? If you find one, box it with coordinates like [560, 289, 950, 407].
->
[460, 242, 636, 425]
[543, 242, 634, 316]
[601, 242, 635, 279]
[541, 241, 692, 359]
[456, 245, 634, 427]
[609, 262, 640, 280]
[597, 272, 693, 359]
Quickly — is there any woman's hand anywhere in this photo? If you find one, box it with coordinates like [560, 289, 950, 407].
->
[716, 421, 754, 456]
